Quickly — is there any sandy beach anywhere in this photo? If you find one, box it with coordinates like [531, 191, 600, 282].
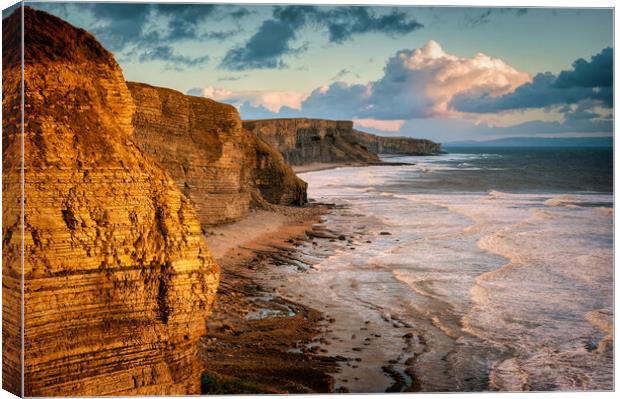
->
[292, 162, 368, 173]
[199, 199, 427, 393]
[199, 204, 341, 393]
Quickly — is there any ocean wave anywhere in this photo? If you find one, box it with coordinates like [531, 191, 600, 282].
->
[595, 207, 613, 216]
[543, 195, 581, 207]
[487, 190, 510, 199]
[530, 208, 561, 220]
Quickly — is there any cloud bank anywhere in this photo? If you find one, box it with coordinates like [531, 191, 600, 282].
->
[193, 41, 612, 137]
[187, 87, 308, 113]
[451, 47, 613, 113]
[203, 40, 531, 121]
[34, 2, 247, 68]
[220, 6, 423, 70]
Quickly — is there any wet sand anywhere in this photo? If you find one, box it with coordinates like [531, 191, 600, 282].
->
[199, 203, 423, 393]
[199, 205, 339, 393]
[292, 162, 368, 173]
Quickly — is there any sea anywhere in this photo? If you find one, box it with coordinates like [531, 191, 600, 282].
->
[284, 147, 613, 392]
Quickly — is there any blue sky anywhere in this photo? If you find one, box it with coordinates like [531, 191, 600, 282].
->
[16, 2, 614, 142]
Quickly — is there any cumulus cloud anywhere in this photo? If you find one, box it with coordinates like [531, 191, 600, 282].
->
[366, 40, 531, 118]
[290, 40, 530, 120]
[220, 5, 423, 70]
[451, 47, 613, 113]
[188, 87, 308, 113]
[203, 40, 531, 122]
[297, 82, 372, 119]
[554, 47, 613, 88]
[191, 41, 612, 138]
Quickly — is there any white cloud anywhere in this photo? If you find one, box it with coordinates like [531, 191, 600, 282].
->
[192, 41, 534, 131]
[194, 86, 308, 113]
[199, 86, 234, 100]
[353, 118, 405, 132]
[360, 40, 532, 119]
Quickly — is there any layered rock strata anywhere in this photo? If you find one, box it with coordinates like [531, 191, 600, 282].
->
[2, 7, 219, 396]
[242, 118, 381, 166]
[242, 118, 442, 165]
[128, 82, 306, 226]
[345, 129, 442, 155]
[2, 4, 24, 395]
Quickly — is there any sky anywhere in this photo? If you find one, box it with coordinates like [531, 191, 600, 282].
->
[9, 1, 615, 142]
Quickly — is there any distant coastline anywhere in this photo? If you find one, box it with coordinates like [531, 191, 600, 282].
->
[445, 136, 612, 148]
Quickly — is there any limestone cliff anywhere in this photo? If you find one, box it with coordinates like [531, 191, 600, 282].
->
[245, 131, 308, 206]
[2, 4, 23, 395]
[2, 7, 219, 396]
[243, 118, 381, 166]
[345, 129, 442, 155]
[128, 83, 306, 226]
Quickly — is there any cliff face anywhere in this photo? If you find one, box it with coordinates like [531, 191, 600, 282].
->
[245, 133, 308, 206]
[346, 129, 442, 155]
[128, 83, 306, 226]
[2, 5, 23, 395]
[2, 7, 219, 396]
[243, 118, 381, 166]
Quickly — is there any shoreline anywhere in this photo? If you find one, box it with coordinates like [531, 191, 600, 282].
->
[199, 204, 340, 393]
[199, 199, 424, 394]
[293, 160, 416, 174]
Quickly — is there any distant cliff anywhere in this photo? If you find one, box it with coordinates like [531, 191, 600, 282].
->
[2, 7, 219, 396]
[345, 129, 442, 155]
[128, 83, 307, 226]
[242, 118, 441, 165]
[243, 118, 381, 166]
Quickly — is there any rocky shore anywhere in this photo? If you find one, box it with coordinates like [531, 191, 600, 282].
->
[198, 202, 424, 393]
[199, 205, 337, 393]
[2, 7, 439, 395]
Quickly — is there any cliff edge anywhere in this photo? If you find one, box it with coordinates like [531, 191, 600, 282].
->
[243, 118, 381, 166]
[128, 83, 306, 226]
[346, 129, 442, 155]
[242, 118, 441, 166]
[2, 7, 219, 395]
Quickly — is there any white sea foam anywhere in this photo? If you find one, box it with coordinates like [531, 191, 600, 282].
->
[543, 195, 581, 207]
[286, 155, 613, 391]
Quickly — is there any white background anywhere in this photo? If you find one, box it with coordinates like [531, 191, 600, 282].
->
[0, 1, 616, 398]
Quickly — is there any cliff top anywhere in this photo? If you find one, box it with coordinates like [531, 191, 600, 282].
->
[127, 81, 240, 114]
[352, 129, 439, 143]
[3, 6, 116, 69]
[243, 117, 352, 124]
